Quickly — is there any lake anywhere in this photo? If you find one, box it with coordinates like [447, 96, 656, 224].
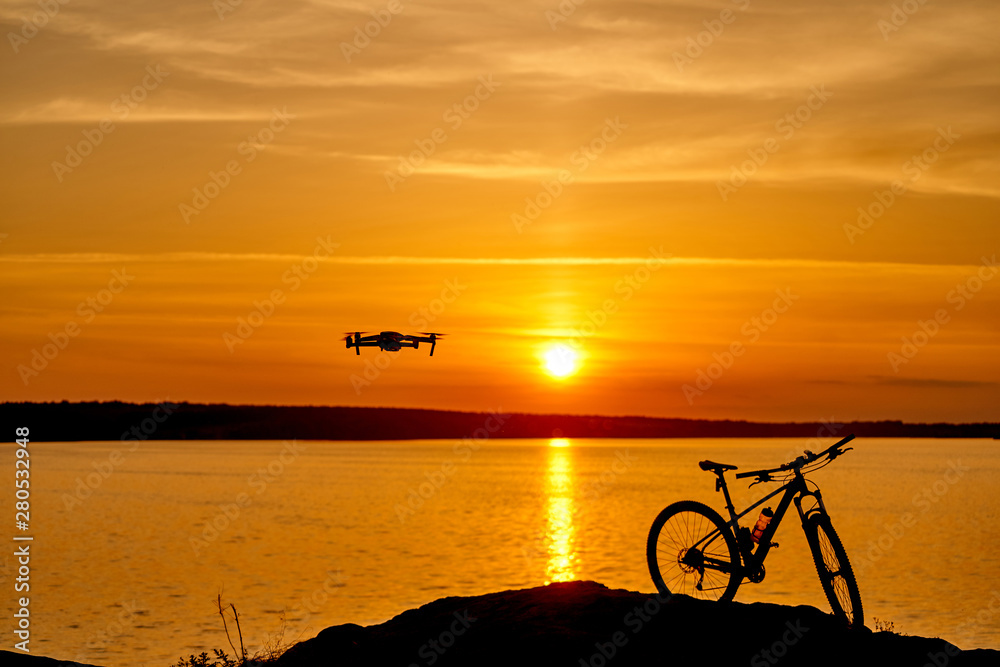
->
[3, 437, 998, 666]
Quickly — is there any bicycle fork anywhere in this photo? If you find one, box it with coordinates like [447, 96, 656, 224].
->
[794, 486, 828, 525]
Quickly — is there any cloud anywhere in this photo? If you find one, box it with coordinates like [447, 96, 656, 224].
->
[0, 253, 992, 273]
[868, 376, 999, 389]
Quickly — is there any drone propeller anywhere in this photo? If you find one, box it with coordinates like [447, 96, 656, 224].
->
[343, 331, 367, 355]
[418, 332, 446, 357]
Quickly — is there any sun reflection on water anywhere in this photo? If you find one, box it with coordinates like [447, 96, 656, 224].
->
[544, 439, 578, 584]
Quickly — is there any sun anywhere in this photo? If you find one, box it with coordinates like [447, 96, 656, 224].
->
[542, 343, 579, 379]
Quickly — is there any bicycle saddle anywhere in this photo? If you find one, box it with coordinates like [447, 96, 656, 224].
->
[699, 460, 738, 473]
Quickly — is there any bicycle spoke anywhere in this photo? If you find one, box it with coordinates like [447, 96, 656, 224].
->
[810, 518, 860, 625]
[659, 515, 729, 599]
[648, 502, 741, 603]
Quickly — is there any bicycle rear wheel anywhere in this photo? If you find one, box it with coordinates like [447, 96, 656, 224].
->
[804, 513, 864, 627]
[647, 500, 741, 601]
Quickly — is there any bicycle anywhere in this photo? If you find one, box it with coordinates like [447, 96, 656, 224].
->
[646, 434, 864, 627]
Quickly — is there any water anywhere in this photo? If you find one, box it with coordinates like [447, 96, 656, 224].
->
[3, 437, 997, 665]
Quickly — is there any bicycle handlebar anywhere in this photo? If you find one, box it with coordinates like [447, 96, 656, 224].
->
[734, 434, 855, 480]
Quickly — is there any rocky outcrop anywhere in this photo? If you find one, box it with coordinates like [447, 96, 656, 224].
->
[276, 580, 996, 667]
[10, 581, 997, 667]
[0, 652, 101, 667]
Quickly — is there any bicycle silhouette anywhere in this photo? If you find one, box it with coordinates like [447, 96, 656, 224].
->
[646, 434, 863, 627]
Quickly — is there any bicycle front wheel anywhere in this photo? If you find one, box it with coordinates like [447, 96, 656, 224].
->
[646, 500, 741, 601]
[804, 513, 864, 627]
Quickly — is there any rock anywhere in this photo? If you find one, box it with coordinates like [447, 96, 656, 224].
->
[275, 580, 998, 667]
[12, 581, 998, 667]
[0, 651, 102, 667]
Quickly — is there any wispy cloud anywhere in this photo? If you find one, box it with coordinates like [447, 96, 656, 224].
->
[869, 376, 999, 389]
[0, 252, 992, 273]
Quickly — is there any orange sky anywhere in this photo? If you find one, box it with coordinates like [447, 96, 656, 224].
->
[1, 0, 998, 421]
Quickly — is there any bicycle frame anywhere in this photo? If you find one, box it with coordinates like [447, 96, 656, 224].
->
[695, 468, 829, 579]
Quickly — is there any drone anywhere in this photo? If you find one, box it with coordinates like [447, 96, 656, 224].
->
[343, 331, 446, 356]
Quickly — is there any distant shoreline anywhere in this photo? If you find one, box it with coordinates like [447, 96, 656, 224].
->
[2, 401, 998, 442]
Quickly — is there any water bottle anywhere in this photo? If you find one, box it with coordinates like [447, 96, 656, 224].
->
[752, 507, 773, 543]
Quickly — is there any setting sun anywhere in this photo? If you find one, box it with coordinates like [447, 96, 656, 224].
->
[542, 344, 579, 379]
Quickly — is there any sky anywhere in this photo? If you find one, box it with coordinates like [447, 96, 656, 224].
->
[1, 0, 998, 422]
